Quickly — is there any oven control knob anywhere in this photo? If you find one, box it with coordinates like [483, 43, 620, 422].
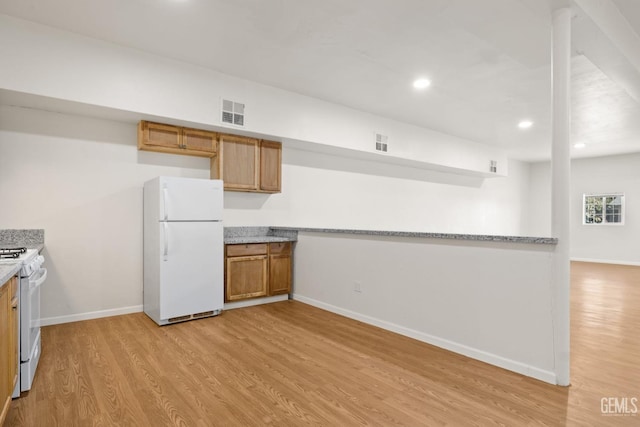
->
[23, 263, 34, 276]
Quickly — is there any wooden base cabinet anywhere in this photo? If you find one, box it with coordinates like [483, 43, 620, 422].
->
[268, 242, 292, 295]
[225, 242, 292, 302]
[1, 275, 18, 426]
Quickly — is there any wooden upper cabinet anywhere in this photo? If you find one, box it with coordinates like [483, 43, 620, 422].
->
[182, 127, 218, 155]
[212, 134, 282, 193]
[138, 121, 217, 158]
[260, 140, 282, 193]
[139, 121, 181, 150]
[137, 121, 281, 193]
[219, 134, 260, 191]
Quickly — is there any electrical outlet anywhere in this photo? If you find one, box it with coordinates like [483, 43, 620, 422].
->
[354, 281, 362, 293]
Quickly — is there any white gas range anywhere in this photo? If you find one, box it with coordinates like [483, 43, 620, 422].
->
[0, 247, 47, 398]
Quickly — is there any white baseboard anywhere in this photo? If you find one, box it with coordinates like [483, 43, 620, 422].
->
[40, 305, 143, 326]
[571, 257, 640, 266]
[39, 295, 292, 326]
[224, 294, 289, 310]
[292, 294, 558, 385]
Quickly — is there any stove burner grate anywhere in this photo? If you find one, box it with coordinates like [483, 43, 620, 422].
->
[0, 247, 27, 259]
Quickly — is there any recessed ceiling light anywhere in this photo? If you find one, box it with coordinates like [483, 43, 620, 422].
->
[518, 120, 533, 129]
[574, 142, 586, 149]
[413, 78, 431, 90]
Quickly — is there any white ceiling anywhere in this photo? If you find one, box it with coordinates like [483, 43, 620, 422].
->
[1, 0, 640, 162]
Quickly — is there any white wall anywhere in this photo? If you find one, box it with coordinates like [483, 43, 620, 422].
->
[529, 154, 640, 264]
[227, 147, 532, 235]
[0, 105, 533, 322]
[293, 232, 558, 383]
[0, 13, 506, 176]
[0, 106, 211, 322]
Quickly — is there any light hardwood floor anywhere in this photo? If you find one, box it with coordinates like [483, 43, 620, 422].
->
[6, 262, 640, 426]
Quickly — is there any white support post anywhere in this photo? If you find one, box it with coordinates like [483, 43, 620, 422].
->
[551, 6, 572, 386]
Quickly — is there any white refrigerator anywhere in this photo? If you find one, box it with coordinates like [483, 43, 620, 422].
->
[143, 176, 224, 325]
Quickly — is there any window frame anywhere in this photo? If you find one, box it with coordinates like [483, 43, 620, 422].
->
[582, 193, 625, 226]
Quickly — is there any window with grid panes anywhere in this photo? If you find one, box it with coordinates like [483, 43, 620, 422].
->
[583, 194, 625, 225]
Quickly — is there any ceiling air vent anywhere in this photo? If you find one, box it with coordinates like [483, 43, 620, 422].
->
[375, 133, 388, 152]
[221, 99, 245, 127]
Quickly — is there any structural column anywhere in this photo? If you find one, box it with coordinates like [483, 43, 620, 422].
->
[551, 6, 572, 386]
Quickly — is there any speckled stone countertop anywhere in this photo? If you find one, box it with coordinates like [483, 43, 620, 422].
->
[0, 229, 46, 284]
[270, 227, 558, 245]
[224, 227, 298, 244]
[0, 229, 45, 249]
[0, 263, 21, 286]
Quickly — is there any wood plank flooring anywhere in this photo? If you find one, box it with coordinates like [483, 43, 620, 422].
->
[6, 262, 640, 426]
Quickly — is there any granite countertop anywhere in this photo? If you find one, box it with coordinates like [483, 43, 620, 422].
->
[225, 236, 295, 244]
[0, 229, 46, 284]
[270, 227, 558, 245]
[0, 245, 45, 284]
[224, 226, 298, 245]
[224, 226, 556, 245]
[0, 229, 44, 247]
[0, 263, 21, 286]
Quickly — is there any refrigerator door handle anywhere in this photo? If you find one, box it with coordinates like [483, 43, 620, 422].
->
[163, 222, 169, 260]
[162, 185, 169, 220]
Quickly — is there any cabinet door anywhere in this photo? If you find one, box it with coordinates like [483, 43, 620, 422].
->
[0, 281, 10, 422]
[221, 135, 260, 191]
[140, 121, 181, 150]
[182, 127, 217, 155]
[260, 140, 282, 193]
[225, 255, 268, 301]
[269, 254, 291, 295]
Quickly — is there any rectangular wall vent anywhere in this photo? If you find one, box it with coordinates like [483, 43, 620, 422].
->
[490, 160, 497, 173]
[221, 99, 245, 126]
[375, 133, 388, 152]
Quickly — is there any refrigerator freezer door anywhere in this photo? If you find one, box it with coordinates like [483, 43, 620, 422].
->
[160, 177, 223, 221]
[158, 221, 224, 320]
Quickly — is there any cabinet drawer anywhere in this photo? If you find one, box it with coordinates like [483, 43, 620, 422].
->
[226, 243, 268, 257]
[269, 241, 291, 255]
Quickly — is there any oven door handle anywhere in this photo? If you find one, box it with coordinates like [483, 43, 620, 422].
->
[29, 267, 48, 291]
